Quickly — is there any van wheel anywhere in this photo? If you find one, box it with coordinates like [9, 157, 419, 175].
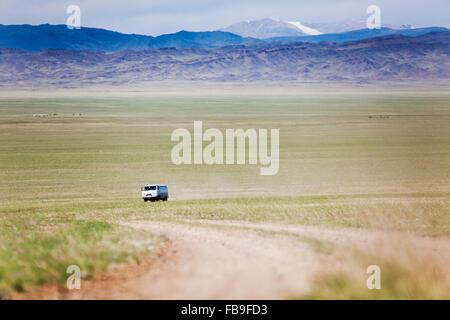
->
[144, 199, 148, 202]
[163, 197, 168, 201]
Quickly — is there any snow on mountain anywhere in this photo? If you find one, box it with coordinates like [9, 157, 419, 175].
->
[284, 21, 322, 35]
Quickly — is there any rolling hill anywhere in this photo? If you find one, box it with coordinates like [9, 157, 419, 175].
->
[1, 32, 448, 86]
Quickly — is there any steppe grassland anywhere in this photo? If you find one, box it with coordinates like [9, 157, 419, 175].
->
[0, 86, 449, 298]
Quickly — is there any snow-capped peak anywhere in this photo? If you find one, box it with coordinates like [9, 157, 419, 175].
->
[284, 21, 322, 36]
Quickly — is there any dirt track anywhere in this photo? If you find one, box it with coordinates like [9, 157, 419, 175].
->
[14, 220, 450, 299]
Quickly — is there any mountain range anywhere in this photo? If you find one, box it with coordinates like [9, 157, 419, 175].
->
[0, 23, 448, 52]
[219, 18, 323, 38]
[0, 20, 449, 86]
[1, 32, 449, 86]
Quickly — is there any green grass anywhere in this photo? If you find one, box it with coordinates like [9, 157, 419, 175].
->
[2, 193, 448, 236]
[1, 91, 449, 201]
[0, 212, 162, 298]
[0, 86, 449, 297]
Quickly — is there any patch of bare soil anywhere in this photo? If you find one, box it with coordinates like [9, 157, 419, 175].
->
[15, 221, 322, 299]
[14, 220, 450, 299]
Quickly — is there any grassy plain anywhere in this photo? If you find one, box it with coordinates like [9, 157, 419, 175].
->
[0, 85, 449, 298]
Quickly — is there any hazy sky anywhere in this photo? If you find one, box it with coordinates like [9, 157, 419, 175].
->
[0, 0, 448, 35]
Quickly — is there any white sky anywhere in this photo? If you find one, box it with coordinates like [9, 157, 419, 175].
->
[0, 0, 448, 35]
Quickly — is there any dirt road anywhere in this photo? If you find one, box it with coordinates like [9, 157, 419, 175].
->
[14, 219, 450, 299]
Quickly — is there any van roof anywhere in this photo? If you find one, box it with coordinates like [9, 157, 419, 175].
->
[143, 184, 166, 187]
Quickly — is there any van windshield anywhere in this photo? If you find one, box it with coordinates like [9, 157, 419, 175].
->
[144, 186, 156, 191]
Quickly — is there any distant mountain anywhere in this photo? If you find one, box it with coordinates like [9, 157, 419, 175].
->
[219, 18, 322, 38]
[219, 18, 417, 39]
[0, 24, 151, 51]
[266, 27, 449, 44]
[146, 30, 261, 49]
[416, 31, 450, 44]
[1, 31, 448, 86]
[0, 24, 261, 51]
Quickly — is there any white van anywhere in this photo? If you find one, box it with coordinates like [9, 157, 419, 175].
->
[141, 184, 169, 202]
